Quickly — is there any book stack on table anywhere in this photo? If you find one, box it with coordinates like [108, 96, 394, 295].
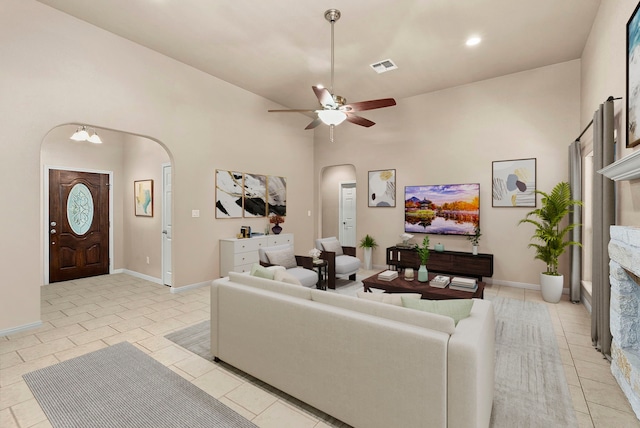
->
[429, 275, 451, 288]
[450, 277, 478, 292]
[378, 270, 399, 281]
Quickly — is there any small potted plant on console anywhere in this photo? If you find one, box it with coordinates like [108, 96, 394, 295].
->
[467, 225, 481, 255]
[414, 236, 430, 282]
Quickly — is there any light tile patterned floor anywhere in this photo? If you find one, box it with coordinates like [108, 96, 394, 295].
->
[1, 272, 639, 427]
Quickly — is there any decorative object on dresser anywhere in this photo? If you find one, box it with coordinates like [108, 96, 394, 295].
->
[414, 235, 430, 282]
[397, 233, 414, 248]
[434, 243, 445, 252]
[368, 169, 396, 207]
[219, 233, 293, 277]
[518, 181, 582, 303]
[386, 246, 494, 281]
[269, 214, 285, 234]
[315, 237, 361, 289]
[492, 158, 536, 207]
[358, 234, 378, 270]
[466, 225, 481, 255]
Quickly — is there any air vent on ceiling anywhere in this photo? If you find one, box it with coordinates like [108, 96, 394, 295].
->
[370, 59, 397, 74]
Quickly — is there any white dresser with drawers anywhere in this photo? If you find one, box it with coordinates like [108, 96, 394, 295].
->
[219, 233, 294, 277]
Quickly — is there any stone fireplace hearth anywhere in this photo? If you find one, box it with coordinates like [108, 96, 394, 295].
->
[609, 226, 640, 419]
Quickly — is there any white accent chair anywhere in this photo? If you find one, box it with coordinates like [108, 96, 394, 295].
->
[258, 244, 318, 288]
[315, 237, 361, 289]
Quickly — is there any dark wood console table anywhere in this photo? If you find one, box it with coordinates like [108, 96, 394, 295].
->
[386, 246, 493, 281]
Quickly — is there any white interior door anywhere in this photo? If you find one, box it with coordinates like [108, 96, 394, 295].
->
[340, 182, 357, 247]
[162, 164, 172, 286]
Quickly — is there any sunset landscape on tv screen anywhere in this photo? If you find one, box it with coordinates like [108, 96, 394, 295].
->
[404, 183, 480, 235]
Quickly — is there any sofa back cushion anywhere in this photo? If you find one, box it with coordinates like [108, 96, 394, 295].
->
[357, 291, 422, 306]
[228, 271, 311, 300]
[311, 290, 455, 335]
[316, 237, 344, 256]
[401, 297, 474, 326]
[262, 244, 297, 269]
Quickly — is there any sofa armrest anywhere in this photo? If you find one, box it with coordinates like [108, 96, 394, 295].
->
[342, 246, 356, 257]
[295, 255, 314, 270]
[320, 251, 336, 289]
[447, 299, 495, 428]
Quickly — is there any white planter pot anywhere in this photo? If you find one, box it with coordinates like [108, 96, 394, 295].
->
[472, 245, 478, 255]
[540, 273, 564, 303]
[363, 247, 373, 270]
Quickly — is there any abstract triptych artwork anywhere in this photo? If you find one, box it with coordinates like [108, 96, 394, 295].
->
[215, 169, 286, 218]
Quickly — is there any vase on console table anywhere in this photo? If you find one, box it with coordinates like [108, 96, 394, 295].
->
[418, 265, 429, 282]
[271, 224, 282, 235]
[472, 245, 478, 255]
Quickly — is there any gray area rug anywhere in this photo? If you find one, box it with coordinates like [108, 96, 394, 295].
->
[168, 297, 577, 428]
[490, 297, 577, 427]
[23, 341, 257, 428]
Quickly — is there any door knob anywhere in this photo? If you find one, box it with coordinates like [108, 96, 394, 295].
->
[50, 221, 57, 226]
[50, 229, 56, 234]
[162, 230, 168, 234]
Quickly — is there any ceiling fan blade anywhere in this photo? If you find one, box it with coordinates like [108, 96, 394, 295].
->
[346, 113, 375, 127]
[268, 109, 316, 113]
[312, 86, 336, 108]
[343, 98, 396, 112]
[305, 118, 323, 130]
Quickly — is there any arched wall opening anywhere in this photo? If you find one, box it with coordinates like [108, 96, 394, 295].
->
[319, 164, 356, 243]
[41, 124, 173, 286]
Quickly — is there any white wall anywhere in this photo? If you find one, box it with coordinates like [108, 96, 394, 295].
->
[0, 0, 315, 332]
[315, 60, 581, 287]
[581, 0, 640, 227]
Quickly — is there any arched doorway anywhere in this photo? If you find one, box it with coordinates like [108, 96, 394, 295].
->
[320, 164, 356, 245]
[41, 124, 172, 285]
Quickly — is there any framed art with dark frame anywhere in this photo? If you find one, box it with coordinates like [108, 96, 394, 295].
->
[368, 169, 396, 207]
[627, 1, 640, 148]
[492, 158, 536, 208]
[134, 179, 153, 217]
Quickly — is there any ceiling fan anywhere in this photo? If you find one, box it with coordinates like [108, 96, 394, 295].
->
[268, 9, 396, 139]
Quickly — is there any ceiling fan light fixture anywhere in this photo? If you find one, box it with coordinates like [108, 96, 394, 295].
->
[317, 109, 347, 126]
[466, 36, 482, 46]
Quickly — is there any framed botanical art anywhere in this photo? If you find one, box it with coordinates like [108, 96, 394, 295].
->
[215, 169, 243, 218]
[134, 179, 153, 217]
[492, 158, 536, 207]
[368, 169, 396, 207]
[627, 2, 640, 148]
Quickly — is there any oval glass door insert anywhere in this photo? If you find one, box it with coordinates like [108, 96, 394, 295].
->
[67, 183, 94, 235]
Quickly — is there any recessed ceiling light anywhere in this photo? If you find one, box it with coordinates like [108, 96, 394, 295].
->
[466, 36, 481, 47]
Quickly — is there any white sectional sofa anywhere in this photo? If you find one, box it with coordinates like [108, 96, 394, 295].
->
[211, 271, 495, 428]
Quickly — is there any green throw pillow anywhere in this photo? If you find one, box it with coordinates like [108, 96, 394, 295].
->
[401, 297, 474, 326]
[250, 263, 275, 280]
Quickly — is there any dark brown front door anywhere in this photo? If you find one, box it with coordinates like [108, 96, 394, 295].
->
[49, 170, 110, 283]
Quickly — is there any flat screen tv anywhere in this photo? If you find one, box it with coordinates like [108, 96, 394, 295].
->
[404, 183, 480, 235]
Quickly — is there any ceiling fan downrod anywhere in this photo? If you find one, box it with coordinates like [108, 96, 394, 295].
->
[324, 9, 340, 94]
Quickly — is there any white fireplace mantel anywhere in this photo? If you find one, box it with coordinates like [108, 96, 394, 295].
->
[598, 149, 640, 181]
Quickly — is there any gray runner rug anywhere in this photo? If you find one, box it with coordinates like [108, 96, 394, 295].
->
[167, 297, 577, 428]
[490, 296, 577, 427]
[23, 341, 257, 428]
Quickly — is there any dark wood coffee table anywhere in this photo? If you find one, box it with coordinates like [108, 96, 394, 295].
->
[362, 272, 484, 300]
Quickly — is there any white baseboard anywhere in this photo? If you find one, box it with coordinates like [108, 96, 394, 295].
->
[122, 269, 163, 285]
[0, 320, 43, 338]
[480, 278, 540, 290]
[170, 280, 210, 293]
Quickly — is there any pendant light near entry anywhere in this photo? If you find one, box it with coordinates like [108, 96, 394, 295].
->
[70, 126, 103, 144]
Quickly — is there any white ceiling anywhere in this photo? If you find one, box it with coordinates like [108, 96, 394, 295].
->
[37, 0, 601, 112]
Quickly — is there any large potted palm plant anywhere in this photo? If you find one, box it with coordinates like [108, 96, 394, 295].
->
[518, 182, 582, 303]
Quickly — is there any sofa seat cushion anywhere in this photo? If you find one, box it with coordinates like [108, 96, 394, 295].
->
[401, 297, 474, 326]
[335, 254, 360, 275]
[228, 272, 312, 299]
[311, 290, 455, 334]
[281, 267, 317, 288]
